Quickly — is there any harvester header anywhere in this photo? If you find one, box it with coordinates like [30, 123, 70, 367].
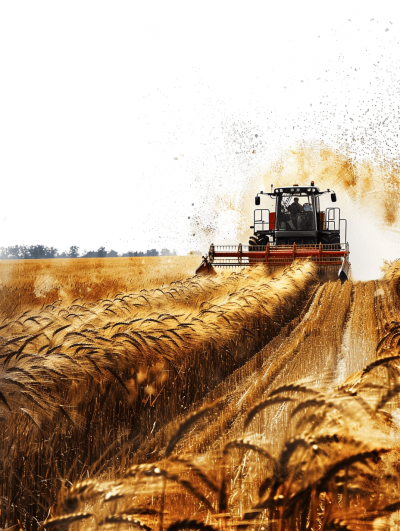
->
[196, 182, 351, 281]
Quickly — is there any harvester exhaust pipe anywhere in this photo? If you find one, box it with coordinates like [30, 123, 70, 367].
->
[196, 242, 351, 281]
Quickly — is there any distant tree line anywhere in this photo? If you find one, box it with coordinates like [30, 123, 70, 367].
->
[121, 248, 176, 257]
[0, 245, 177, 260]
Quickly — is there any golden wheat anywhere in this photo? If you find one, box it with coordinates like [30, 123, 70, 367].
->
[4, 256, 400, 530]
[54, 337, 400, 531]
[0, 255, 200, 318]
[0, 260, 319, 530]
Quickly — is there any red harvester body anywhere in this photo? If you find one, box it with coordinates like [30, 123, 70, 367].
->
[196, 182, 351, 281]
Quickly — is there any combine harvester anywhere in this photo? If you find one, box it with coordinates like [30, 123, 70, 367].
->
[196, 182, 351, 281]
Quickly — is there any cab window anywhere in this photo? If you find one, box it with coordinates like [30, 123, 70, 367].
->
[276, 194, 316, 231]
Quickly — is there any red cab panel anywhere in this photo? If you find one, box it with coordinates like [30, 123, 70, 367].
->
[269, 212, 275, 230]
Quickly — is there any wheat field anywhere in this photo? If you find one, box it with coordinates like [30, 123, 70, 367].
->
[2, 256, 400, 530]
[0, 256, 200, 318]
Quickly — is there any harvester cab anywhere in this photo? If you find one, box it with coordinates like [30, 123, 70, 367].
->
[196, 182, 351, 281]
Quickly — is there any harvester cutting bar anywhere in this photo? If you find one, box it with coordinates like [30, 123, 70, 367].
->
[212, 243, 348, 265]
[215, 250, 345, 260]
[213, 261, 345, 265]
[195, 243, 351, 281]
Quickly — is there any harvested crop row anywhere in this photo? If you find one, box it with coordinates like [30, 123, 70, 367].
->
[0, 262, 317, 420]
[144, 277, 393, 465]
[135, 278, 352, 461]
[0, 263, 274, 338]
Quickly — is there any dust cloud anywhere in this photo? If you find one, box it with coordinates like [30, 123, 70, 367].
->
[194, 144, 400, 280]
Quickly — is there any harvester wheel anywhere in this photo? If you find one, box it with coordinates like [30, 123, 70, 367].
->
[320, 233, 340, 249]
[249, 236, 258, 248]
[249, 235, 269, 250]
[249, 235, 269, 266]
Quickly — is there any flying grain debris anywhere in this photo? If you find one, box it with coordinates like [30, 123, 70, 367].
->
[3, 149, 400, 530]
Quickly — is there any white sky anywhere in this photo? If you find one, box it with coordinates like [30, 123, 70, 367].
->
[0, 1, 400, 278]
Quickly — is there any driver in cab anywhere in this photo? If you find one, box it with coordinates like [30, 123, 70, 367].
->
[287, 197, 303, 215]
[287, 197, 303, 229]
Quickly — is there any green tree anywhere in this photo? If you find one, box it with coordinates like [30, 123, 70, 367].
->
[68, 246, 80, 258]
[146, 249, 159, 256]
